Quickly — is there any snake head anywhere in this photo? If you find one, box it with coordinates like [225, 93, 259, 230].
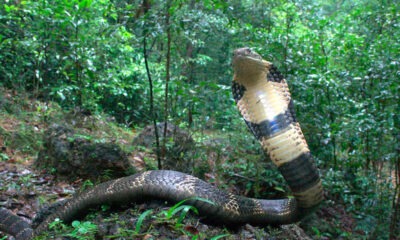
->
[233, 47, 262, 61]
[232, 47, 268, 77]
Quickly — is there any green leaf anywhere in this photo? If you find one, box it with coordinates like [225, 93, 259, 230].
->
[210, 234, 230, 240]
[4, 4, 11, 13]
[71, 220, 81, 228]
[79, 0, 92, 9]
[174, 205, 198, 224]
[135, 209, 153, 234]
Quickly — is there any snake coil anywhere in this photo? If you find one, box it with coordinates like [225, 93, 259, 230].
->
[0, 48, 323, 239]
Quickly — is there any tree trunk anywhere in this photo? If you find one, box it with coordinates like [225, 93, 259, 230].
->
[162, 0, 172, 165]
[142, 0, 162, 169]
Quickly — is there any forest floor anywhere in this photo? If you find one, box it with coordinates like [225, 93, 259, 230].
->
[0, 89, 360, 240]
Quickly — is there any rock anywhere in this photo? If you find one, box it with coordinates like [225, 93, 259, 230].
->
[36, 124, 133, 181]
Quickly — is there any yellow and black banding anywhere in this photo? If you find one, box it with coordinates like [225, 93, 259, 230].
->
[232, 82, 296, 140]
[232, 47, 323, 211]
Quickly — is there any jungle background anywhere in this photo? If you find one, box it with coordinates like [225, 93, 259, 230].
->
[0, 0, 399, 239]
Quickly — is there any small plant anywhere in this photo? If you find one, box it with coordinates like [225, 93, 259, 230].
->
[210, 234, 230, 240]
[48, 218, 68, 234]
[47, 218, 98, 240]
[66, 220, 98, 240]
[157, 198, 214, 227]
[50, 167, 57, 174]
[0, 153, 9, 161]
[100, 204, 111, 212]
[101, 169, 115, 180]
[81, 179, 94, 191]
[157, 199, 198, 226]
[19, 174, 33, 188]
[134, 209, 153, 234]
[7, 182, 21, 191]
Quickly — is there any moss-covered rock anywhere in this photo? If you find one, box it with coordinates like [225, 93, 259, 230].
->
[36, 124, 134, 181]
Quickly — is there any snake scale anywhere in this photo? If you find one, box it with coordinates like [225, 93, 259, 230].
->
[0, 47, 323, 239]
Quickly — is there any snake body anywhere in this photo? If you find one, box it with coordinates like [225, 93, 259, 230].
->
[0, 48, 323, 239]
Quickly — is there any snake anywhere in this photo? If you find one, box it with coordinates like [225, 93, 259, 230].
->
[0, 47, 323, 240]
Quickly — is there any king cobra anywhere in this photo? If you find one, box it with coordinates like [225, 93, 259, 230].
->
[0, 47, 323, 239]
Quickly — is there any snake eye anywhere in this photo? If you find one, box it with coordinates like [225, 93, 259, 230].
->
[246, 48, 252, 54]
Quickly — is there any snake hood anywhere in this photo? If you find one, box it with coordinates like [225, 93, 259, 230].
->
[232, 47, 323, 209]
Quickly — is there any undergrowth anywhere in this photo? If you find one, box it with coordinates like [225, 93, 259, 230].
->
[35, 200, 230, 240]
[1, 89, 397, 239]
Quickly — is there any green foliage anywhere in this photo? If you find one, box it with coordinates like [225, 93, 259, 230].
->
[210, 234, 231, 240]
[47, 218, 98, 240]
[50, 199, 225, 239]
[134, 209, 153, 234]
[156, 198, 212, 227]
[0, 153, 9, 161]
[81, 179, 94, 191]
[1, 0, 399, 238]
[67, 220, 98, 240]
